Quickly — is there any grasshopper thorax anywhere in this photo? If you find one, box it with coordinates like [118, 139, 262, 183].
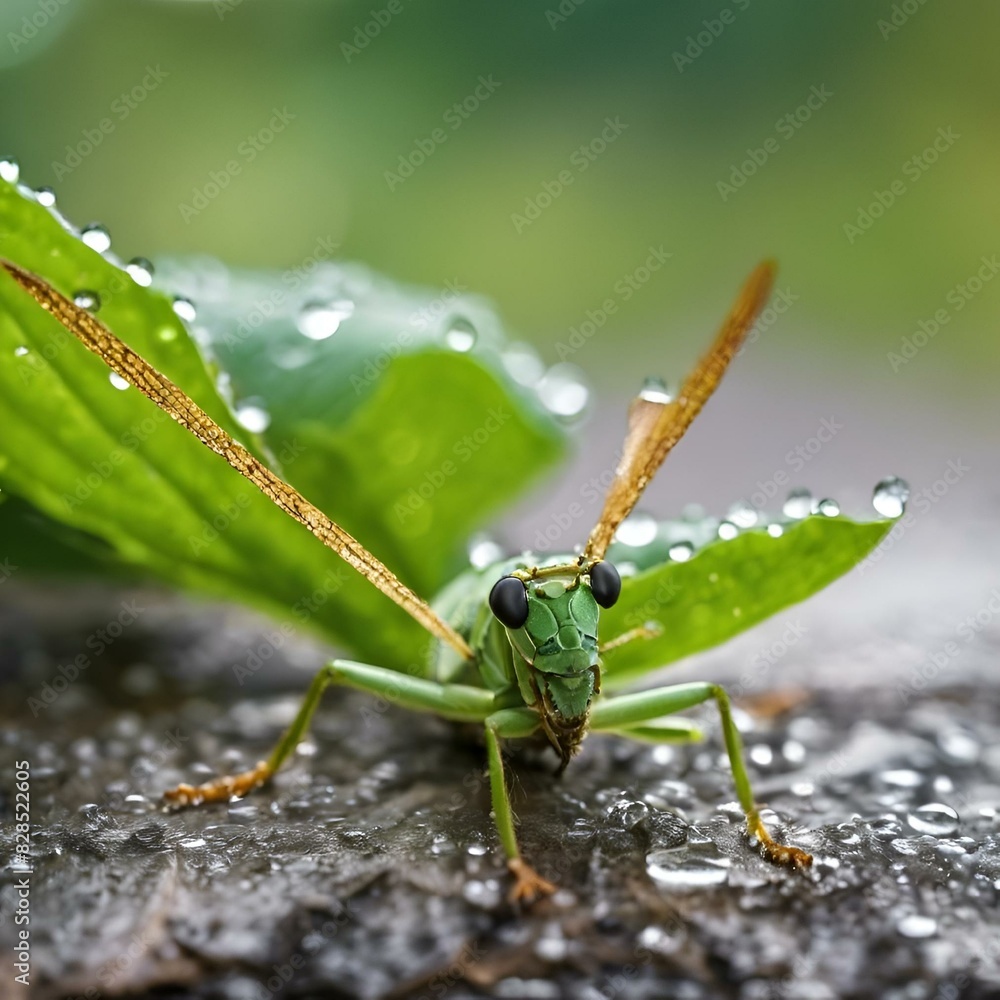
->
[489, 559, 621, 767]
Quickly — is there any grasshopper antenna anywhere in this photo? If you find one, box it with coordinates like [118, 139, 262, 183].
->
[584, 261, 776, 562]
[1, 260, 474, 660]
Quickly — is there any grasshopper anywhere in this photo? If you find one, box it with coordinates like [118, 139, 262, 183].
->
[3, 258, 812, 902]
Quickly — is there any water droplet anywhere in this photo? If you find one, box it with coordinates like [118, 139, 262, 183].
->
[13, 346, 29, 357]
[126, 257, 154, 287]
[668, 540, 694, 562]
[616, 511, 658, 547]
[782, 739, 806, 764]
[817, 498, 840, 517]
[501, 343, 545, 387]
[896, 914, 937, 939]
[646, 850, 730, 889]
[157, 325, 178, 343]
[537, 364, 589, 418]
[606, 799, 649, 830]
[235, 401, 271, 433]
[179, 837, 207, 849]
[782, 488, 813, 519]
[938, 729, 979, 764]
[873, 476, 910, 519]
[73, 290, 100, 311]
[109, 372, 130, 391]
[766, 523, 784, 538]
[639, 376, 672, 404]
[298, 299, 354, 340]
[35, 187, 56, 207]
[444, 316, 477, 352]
[0, 158, 19, 183]
[879, 769, 923, 789]
[717, 521, 738, 541]
[462, 878, 501, 908]
[80, 224, 111, 253]
[468, 533, 504, 569]
[907, 802, 959, 837]
[749, 744, 773, 767]
[728, 500, 758, 528]
[172, 297, 197, 323]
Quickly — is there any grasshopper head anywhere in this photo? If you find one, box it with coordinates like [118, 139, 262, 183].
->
[488, 560, 621, 761]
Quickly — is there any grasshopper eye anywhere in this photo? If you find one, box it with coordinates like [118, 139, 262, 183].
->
[489, 576, 529, 629]
[589, 560, 621, 609]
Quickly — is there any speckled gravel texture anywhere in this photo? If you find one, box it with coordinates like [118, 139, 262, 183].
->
[1, 383, 997, 1000]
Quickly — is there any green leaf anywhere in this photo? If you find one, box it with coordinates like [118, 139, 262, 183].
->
[0, 179, 565, 670]
[600, 514, 893, 688]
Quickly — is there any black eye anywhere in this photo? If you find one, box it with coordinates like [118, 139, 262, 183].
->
[489, 576, 529, 628]
[589, 561, 621, 609]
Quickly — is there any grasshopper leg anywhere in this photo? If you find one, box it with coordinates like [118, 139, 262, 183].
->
[598, 622, 662, 655]
[590, 681, 812, 871]
[484, 708, 555, 903]
[164, 659, 496, 808]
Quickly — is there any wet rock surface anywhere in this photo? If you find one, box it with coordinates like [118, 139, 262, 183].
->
[2, 566, 1000, 1000]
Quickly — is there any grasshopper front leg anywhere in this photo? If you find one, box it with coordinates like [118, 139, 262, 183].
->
[163, 660, 496, 806]
[590, 681, 813, 871]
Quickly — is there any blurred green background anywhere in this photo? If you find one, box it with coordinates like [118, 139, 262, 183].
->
[1, 0, 996, 405]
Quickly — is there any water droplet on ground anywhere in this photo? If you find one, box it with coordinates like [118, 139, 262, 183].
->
[646, 850, 730, 889]
[907, 803, 959, 837]
[80, 224, 111, 253]
[896, 914, 937, 939]
[873, 476, 910, 518]
[126, 257, 154, 287]
[297, 300, 354, 340]
[783, 488, 813, 519]
[606, 799, 649, 830]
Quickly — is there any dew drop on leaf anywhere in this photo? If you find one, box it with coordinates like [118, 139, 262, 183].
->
[782, 488, 813, 520]
[172, 296, 197, 323]
[467, 533, 504, 569]
[537, 364, 589, 418]
[13, 346, 29, 357]
[35, 187, 56, 207]
[817, 498, 840, 517]
[73, 290, 100, 311]
[668, 541, 694, 562]
[80, 224, 111, 253]
[727, 500, 758, 528]
[873, 476, 910, 518]
[717, 521, 738, 540]
[235, 401, 271, 433]
[109, 372, 130, 391]
[616, 511, 657, 547]
[0, 158, 19, 183]
[297, 300, 354, 340]
[501, 343, 545, 387]
[444, 316, 477, 352]
[126, 257, 154, 287]
[766, 523, 784, 538]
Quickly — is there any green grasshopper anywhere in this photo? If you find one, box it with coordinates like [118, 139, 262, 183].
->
[3, 258, 812, 902]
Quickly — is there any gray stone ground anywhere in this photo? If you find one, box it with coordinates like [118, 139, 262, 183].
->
[1, 379, 998, 999]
